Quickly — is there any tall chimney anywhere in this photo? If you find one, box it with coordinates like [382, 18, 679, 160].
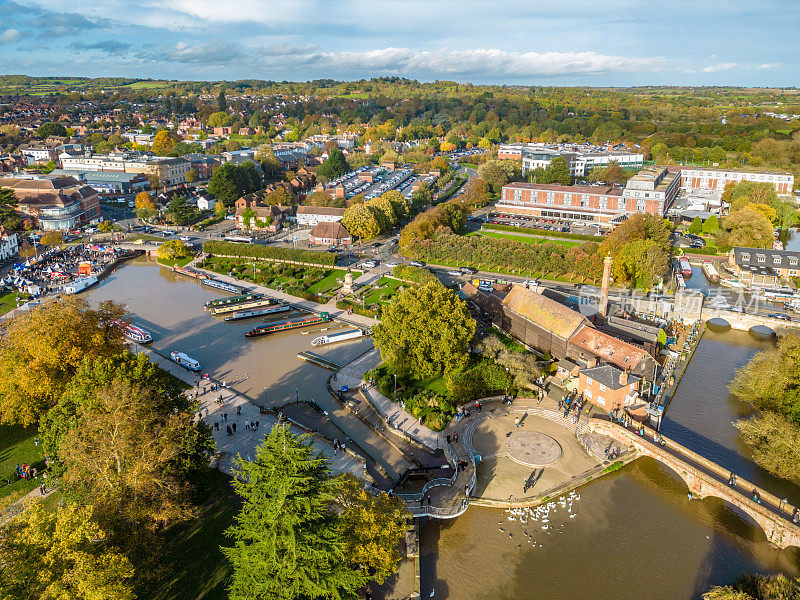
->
[600, 253, 613, 317]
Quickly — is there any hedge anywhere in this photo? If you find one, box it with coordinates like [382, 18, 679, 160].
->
[392, 265, 440, 285]
[483, 223, 605, 242]
[203, 240, 335, 266]
[681, 246, 724, 256]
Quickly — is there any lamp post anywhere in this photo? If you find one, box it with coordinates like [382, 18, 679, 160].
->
[295, 387, 299, 404]
[394, 374, 397, 400]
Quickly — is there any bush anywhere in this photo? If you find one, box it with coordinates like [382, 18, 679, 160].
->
[392, 265, 440, 285]
[447, 361, 514, 402]
[483, 223, 605, 242]
[203, 240, 335, 266]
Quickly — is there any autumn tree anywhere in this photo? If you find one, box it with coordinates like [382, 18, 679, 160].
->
[722, 206, 774, 249]
[688, 216, 703, 235]
[703, 572, 800, 600]
[0, 503, 135, 600]
[40, 230, 63, 247]
[158, 239, 191, 262]
[342, 202, 381, 240]
[43, 352, 213, 531]
[337, 474, 407, 585]
[373, 281, 475, 379]
[0, 298, 125, 425]
[151, 130, 175, 155]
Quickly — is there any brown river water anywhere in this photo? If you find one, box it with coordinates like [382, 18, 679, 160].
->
[86, 260, 800, 599]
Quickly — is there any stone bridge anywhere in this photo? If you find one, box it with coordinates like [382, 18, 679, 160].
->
[590, 419, 800, 549]
[701, 307, 800, 335]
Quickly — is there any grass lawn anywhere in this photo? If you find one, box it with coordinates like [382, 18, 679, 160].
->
[0, 425, 45, 504]
[139, 468, 238, 600]
[362, 277, 406, 305]
[469, 231, 580, 248]
[0, 291, 22, 316]
[305, 268, 347, 295]
[157, 255, 194, 268]
[420, 375, 449, 396]
[418, 255, 589, 284]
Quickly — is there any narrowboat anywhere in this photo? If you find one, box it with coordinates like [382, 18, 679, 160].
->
[170, 351, 201, 371]
[223, 303, 292, 322]
[210, 298, 277, 315]
[245, 312, 331, 338]
[701, 260, 720, 283]
[201, 278, 241, 294]
[204, 292, 263, 310]
[172, 265, 207, 280]
[678, 256, 692, 277]
[311, 328, 366, 347]
[63, 274, 98, 294]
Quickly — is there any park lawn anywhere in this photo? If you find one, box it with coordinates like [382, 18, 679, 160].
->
[362, 277, 405, 305]
[124, 81, 171, 89]
[470, 231, 580, 248]
[305, 269, 347, 295]
[0, 425, 45, 502]
[0, 291, 20, 315]
[420, 375, 449, 396]
[137, 468, 238, 600]
[157, 255, 194, 268]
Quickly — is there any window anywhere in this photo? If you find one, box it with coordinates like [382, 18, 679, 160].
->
[757, 254, 766, 263]
[596, 395, 605, 406]
[599, 383, 606, 392]
[584, 389, 592, 399]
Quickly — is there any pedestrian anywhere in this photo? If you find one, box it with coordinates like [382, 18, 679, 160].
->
[244, 419, 250, 430]
[226, 425, 232, 436]
[454, 433, 459, 443]
[255, 420, 259, 429]
[478, 402, 482, 414]
[464, 484, 469, 496]
[446, 434, 451, 444]
[232, 423, 237, 434]
[214, 422, 219, 431]
[514, 416, 520, 428]
[237, 406, 241, 416]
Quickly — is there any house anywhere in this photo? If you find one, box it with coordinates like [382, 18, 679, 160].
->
[195, 192, 216, 211]
[499, 285, 590, 359]
[0, 226, 18, 260]
[309, 221, 352, 246]
[235, 204, 289, 232]
[295, 205, 346, 227]
[183, 154, 220, 180]
[727, 247, 800, 287]
[1, 176, 100, 230]
[567, 325, 657, 382]
[578, 363, 641, 410]
[48, 169, 150, 198]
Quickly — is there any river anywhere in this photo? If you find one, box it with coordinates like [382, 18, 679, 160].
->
[83, 257, 372, 412]
[421, 328, 800, 599]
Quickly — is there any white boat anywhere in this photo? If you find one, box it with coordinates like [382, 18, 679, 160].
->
[720, 277, 747, 289]
[170, 351, 200, 371]
[701, 261, 720, 283]
[122, 323, 153, 344]
[311, 328, 368, 347]
[63, 274, 98, 294]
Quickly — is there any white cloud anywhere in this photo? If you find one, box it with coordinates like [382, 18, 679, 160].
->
[293, 47, 664, 77]
[0, 29, 23, 44]
[757, 62, 782, 70]
[701, 62, 738, 73]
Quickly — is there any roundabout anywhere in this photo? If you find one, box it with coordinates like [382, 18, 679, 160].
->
[505, 430, 563, 466]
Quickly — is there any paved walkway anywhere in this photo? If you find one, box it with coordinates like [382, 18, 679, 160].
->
[130, 344, 368, 481]
[337, 348, 442, 452]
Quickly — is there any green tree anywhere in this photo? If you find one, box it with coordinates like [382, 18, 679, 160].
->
[0, 298, 125, 425]
[158, 238, 191, 261]
[704, 572, 800, 600]
[410, 182, 432, 210]
[536, 156, 571, 185]
[702, 214, 720, 234]
[373, 282, 475, 379]
[36, 122, 67, 138]
[0, 503, 135, 600]
[342, 203, 381, 240]
[208, 163, 247, 206]
[218, 88, 227, 112]
[165, 195, 194, 225]
[688, 216, 703, 235]
[0, 187, 19, 215]
[186, 167, 198, 183]
[317, 148, 350, 182]
[223, 426, 365, 600]
[208, 111, 231, 128]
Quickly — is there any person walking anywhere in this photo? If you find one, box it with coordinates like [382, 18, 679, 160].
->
[232, 423, 237, 434]
[514, 416, 520, 428]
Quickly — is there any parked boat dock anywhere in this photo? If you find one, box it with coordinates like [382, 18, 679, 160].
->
[297, 351, 343, 371]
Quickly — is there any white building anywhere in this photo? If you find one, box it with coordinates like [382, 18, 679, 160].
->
[0, 228, 18, 260]
[680, 167, 794, 196]
[60, 152, 190, 187]
[501, 143, 644, 178]
[295, 205, 346, 227]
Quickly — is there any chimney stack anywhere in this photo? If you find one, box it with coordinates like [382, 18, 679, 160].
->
[600, 253, 613, 317]
[619, 369, 628, 386]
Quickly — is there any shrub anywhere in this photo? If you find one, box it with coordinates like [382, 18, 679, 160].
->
[203, 240, 335, 266]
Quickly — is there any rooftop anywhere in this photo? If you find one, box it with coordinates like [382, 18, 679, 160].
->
[580, 363, 641, 391]
[569, 325, 649, 371]
[502, 285, 588, 340]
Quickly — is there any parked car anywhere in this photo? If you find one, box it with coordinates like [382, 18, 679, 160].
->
[410, 260, 425, 267]
[362, 260, 377, 268]
[385, 261, 399, 268]
[447, 270, 462, 276]
[460, 266, 477, 275]
[768, 313, 792, 321]
[179, 235, 191, 241]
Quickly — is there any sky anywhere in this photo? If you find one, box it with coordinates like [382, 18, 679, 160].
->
[1, 0, 799, 86]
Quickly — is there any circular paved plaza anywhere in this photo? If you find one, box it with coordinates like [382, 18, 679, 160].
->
[505, 430, 563, 467]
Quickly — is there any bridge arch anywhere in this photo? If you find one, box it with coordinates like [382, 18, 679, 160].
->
[706, 317, 731, 330]
[749, 324, 776, 337]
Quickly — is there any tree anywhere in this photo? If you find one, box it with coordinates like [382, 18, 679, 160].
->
[477, 160, 510, 192]
[40, 230, 63, 247]
[36, 122, 67, 138]
[223, 426, 365, 600]
[704, 573, 800, 600]
[688, 216, 703, 235]
[337, 474, 407, 585]
[0, 298, 125, 425]
[265, 187, 294, 206]
[735, 413, 800, 484]
[410, 182, 432, 210]
[208, 163, 246, 207]
[158, 239, 191, 261]
[186, 167, 198, 183]
[0, 503, 135, 600]
[535, 156, 571, 185]
[0, 187, 18, 215]
[342, 203, 381, 240]
[366, 196, 397, 229]
[373, 282, 475, 379]
[702, 214, 720, 234]
[617, 238, 668, 289]
[208, 111, 231, 128]
[165, 195, 194, 225]
[723, 207, 775, 249]
[135, 191, 156, 219]
[218, 88, 227, 112]
[317, 148, 350, 182]
[151, 130, 175, 155]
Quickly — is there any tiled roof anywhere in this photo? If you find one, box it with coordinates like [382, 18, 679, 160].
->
[502, 285, 587, 339]
[296, 205, 346, 216]
[310, 221, 351, 239]
[580, 363, 640, 390]
[569, 325, 648, 371]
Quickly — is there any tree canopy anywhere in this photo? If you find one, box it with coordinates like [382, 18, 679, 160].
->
[317, 148, 350, 182]
[373, 281, 475, 379]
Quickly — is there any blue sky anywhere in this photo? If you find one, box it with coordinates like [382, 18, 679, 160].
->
[1, 0, 799, 85]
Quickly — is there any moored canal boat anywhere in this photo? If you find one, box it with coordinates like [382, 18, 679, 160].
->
[245, 312, 331, 338]
[223, 303, 292, 322]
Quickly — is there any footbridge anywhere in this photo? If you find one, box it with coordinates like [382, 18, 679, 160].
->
[589, 418, 800, 549]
